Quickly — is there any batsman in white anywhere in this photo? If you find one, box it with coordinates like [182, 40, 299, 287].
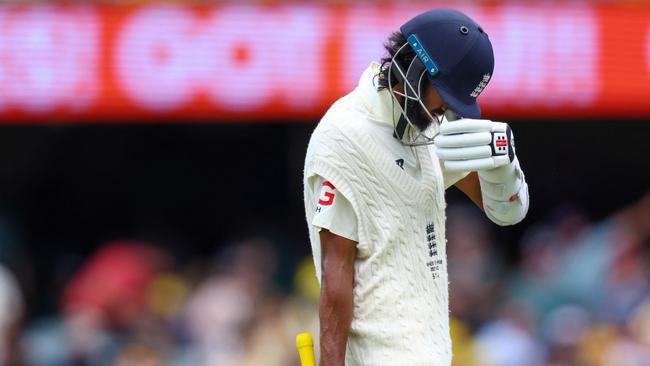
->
[303, 9, 529, 366]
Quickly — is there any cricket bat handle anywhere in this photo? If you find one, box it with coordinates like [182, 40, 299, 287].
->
[296, 332, 316, 366]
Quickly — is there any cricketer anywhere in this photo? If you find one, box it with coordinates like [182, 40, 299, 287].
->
[303, 8, 529, 366]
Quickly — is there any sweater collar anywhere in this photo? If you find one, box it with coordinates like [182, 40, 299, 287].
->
[356, 62, 403, 128]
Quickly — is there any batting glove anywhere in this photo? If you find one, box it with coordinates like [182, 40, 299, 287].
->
[434, 118, 515, 172]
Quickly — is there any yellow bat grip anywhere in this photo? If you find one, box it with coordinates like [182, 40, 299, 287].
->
[296, 332, 316, 366]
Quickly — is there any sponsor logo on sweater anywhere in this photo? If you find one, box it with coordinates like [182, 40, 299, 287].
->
[318, 181, 336, 207]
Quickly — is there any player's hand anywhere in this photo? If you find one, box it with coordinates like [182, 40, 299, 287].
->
[434, 118, 516, 172]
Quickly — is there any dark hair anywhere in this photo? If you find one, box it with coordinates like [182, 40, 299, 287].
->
[376, 32, 414, 90]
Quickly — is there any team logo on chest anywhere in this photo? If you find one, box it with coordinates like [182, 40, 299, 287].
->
[426, 223, 437, 257]
[425, 222, 443, 280]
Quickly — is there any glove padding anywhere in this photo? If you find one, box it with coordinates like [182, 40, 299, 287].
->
[434, 118, 516, 171]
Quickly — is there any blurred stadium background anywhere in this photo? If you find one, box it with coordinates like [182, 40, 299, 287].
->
[0, 1, 648, 365]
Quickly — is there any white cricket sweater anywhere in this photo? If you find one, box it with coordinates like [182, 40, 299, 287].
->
[303, 65, 452, 365]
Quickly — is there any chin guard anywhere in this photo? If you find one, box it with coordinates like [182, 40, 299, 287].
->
[387, 42, 443, 146]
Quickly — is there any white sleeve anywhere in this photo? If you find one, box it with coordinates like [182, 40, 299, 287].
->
[310, 175, 359, 242]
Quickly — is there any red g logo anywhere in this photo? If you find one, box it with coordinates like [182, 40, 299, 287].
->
[318, 181, 336, 206]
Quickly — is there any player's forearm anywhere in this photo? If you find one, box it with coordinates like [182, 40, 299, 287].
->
[454, 172, 484, 210]
[319, 258, 355, 366]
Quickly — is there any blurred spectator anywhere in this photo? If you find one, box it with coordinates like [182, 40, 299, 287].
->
[474, 299, 547, 366]
[628, 297, 650, 349]
[447, 205, 505, 327]
[541, 305, 591, 365]
[575, 325, 621, 366]
[62, 242, 170, 330]
[554, 194, 650, 322]
[0, 264, 23, 366]
[23, 241, 173, 366]
[182, 238, 278, 366]
[113, 343, 166, 366]
[509, 206, 591, 318]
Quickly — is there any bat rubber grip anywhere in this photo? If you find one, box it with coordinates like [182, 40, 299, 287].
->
[296, 332, 317, 366]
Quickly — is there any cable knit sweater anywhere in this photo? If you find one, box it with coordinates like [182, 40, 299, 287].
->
[304, 68, 451, 365]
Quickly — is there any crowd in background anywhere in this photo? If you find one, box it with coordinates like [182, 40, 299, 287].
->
[446, 192, 650, 366]
[0, 191, 649, 366]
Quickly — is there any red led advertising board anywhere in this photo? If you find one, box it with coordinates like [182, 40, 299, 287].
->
[0, 3, 648, 123]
